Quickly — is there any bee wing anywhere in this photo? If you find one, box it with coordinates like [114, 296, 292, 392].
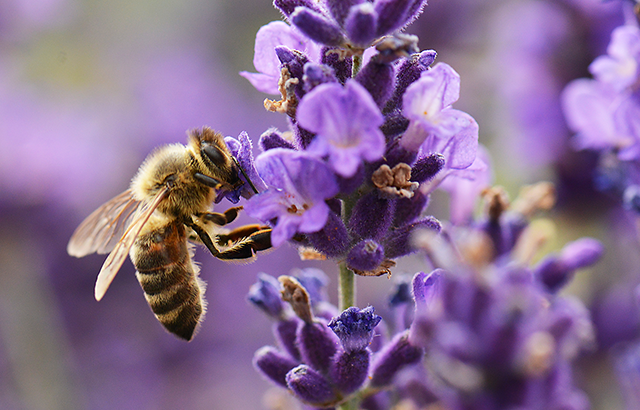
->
[94, 187, 170, 301]
[67, 190, 141, 257]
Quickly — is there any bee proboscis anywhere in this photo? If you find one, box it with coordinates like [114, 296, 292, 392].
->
[67, 127, 271, 341]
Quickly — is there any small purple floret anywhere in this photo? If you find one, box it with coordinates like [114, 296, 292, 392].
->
[347, 239, 385, 272]
[245, 149, 339, 247]
[297, 80, 386, 177]
[247, 273, 284, 319]
[286, 365, 336, 406]
[328, 306, 382, 353]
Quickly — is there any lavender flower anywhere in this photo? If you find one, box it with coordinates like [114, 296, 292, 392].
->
[401, 63, 479, 168]
[562, 21, 640, 212]
[241, 0, 481, 284]
[408, 263, 595, 409]
[297, 80, 386, 177]
[328, 306, 382, 353]
[220, 131, 266, 202]
[244, 148, 339, 246]
[248, 271, 425, 407]
[275, 0, 428, 50]
[240, 21, 322, 95]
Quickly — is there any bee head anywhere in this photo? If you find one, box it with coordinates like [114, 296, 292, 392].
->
[189, 127, 242, 191]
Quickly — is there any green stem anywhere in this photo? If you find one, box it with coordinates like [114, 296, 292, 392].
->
[337, 398, 359, 410]
[352, 54, 363, 78]
[338, 261, 355, 311]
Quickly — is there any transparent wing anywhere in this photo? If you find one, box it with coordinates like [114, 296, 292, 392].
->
[67, 190, 140, 257]
[94, 187, 169, 301]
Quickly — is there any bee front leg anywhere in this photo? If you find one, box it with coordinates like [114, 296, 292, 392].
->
[184, 218, 222, 258]
[216, 227, 272, 260]
[216, 224, 270, 247]
[196, 206, 243, 226]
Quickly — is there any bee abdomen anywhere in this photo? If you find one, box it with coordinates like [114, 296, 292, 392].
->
[136, 267, 205, 341]
[132, 222, 206, 341]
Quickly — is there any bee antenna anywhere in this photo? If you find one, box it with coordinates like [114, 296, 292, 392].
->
[233, 157, 259, 194]
[194, 173, 223, 189]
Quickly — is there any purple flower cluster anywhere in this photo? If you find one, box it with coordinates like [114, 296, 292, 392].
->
[245, 184, 606, 409]
[391, 190, 605, 410]
[241, 0, 480, 274]
[562, 19, 640, 211]
[273, 0, 427, 50]
[407, 265, 595, 410]
[247, 269, 422, 408]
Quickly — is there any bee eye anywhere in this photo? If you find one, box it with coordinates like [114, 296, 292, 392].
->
[164, 175, 177, 188]
[202, 144, 225, 165]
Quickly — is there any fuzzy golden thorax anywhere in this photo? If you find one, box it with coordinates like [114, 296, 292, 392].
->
[130, 128, 241, 219]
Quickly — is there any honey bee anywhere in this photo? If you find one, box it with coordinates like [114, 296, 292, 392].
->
[67, 127, 272, 341]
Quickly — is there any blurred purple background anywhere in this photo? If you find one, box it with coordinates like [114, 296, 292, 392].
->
[0, 0, 638, 409]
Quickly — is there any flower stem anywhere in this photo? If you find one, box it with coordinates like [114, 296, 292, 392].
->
[352, 54, 363, 78]
[338, 261, 355, 311]
[338, 399, 359, 410]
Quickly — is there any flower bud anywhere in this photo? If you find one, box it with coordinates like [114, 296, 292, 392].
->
[380, 111, 410, 138]
[297, 319, 339, 374]
[326, 0, 361, 26]
[330, 349, 370, 394]
[560, 238, 603, 270]
[303, 62, 338, 92]
[286, 365, 337, 406]
[345, 2, 377, 47]
[347, 239, 385, 272]
[275, 318, 302, 361]
[356, 57, 395, 108]
[370, 330, 423, 387]
[535, 238, 603, 293]
[254, 346, 300, 387]
[291, 7, 345, 47]
[307, 211, 350, 257]
[247, 273, 284, 319]
[349, 191, 395, 240]
[383, 217, 441, 259]
[383, 49, 437, 114]
[374, 0, 413, 37]
[411, 153, 445, 183]
[259, 128, 297, 151]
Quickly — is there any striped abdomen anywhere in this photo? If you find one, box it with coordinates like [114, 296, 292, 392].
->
[131, 220, 206, 341]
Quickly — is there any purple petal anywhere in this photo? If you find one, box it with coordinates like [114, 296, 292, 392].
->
[436, 109, 479, 170]
[271, 214, 304, 247]
[244, 189, 290, 222]
[298, 80, 385, 177]
[240, 21, 322, 94]
[590, 25, 640, 91]
[297, 200, 331, 233]
[403, 63, 461, 121]
[561, 79, 624, 150]
[438, 145, 492, 225]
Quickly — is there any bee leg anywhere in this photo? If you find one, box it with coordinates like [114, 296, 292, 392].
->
[196, 206, 243, 226]
[216, 228, 272, 260]
[184, 218, 222, 258]
[216, 224, 270, 247]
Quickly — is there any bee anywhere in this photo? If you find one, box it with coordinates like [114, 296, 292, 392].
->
[67, 127, 272, 341]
